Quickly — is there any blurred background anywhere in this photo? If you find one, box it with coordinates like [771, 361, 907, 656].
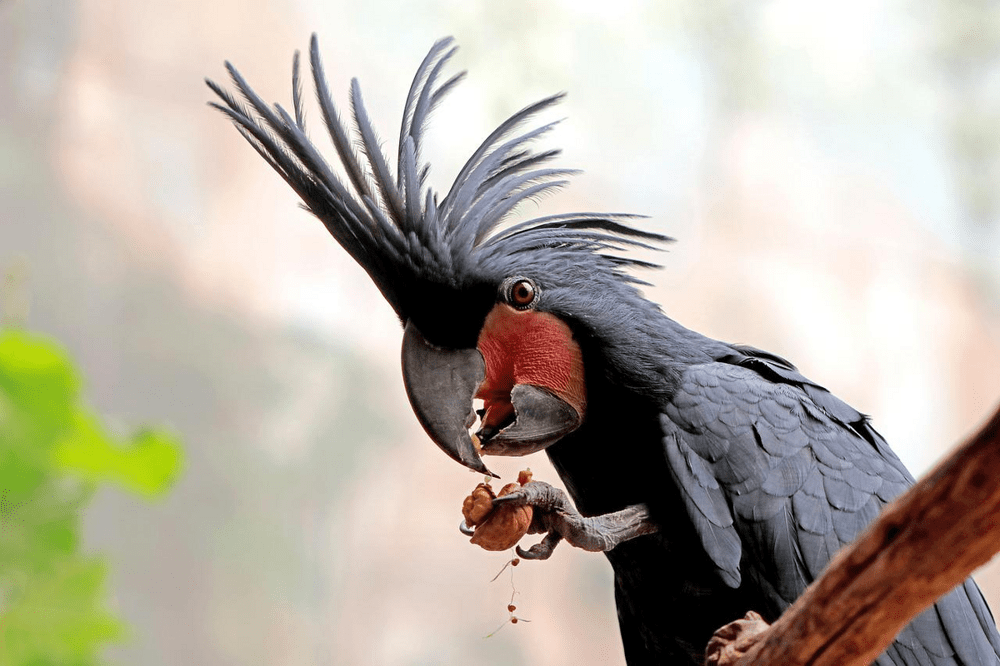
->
[2, 0, 1000, 664]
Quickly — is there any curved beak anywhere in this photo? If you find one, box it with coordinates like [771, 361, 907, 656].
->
[476, 384, 582, 457]
[401, 321, 497, 477]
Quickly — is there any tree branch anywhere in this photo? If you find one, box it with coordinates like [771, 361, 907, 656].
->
[706, 403, 1000, 666]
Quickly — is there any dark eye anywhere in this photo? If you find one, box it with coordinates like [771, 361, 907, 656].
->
[505, 277, 537, 309]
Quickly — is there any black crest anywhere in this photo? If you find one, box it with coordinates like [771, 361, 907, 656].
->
[207, 35, 671, 328]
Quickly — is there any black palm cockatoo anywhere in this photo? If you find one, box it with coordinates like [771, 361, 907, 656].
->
[208, 36, 1000, 665]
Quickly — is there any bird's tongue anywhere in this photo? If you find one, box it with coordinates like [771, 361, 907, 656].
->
[476, 386, 516, 439]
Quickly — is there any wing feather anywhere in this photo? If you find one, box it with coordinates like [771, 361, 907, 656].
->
[661, 359, 1000, 664]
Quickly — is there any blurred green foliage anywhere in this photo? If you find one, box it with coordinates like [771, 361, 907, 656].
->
[0, 329, 182, 665]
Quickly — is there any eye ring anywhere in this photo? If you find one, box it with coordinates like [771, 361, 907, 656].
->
[502, 277, 539, 310]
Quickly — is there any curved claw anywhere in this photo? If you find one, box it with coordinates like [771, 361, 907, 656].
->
[491, 492, 526, 509]
[491, 480, 564, 512]
[459, 520, 476, 537]
[515, 531, 562, 560]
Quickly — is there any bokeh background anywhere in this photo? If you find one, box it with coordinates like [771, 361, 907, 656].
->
[3, 1, 1000, 664]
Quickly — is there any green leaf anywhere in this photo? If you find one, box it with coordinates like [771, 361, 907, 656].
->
[0, 328, 182, 664]
[0, 559, 126, 664]
[0, 331, 78, 433]
[53, 413, 183, 498]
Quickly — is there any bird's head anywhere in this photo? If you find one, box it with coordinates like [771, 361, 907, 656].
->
[208, 35, 671, 477]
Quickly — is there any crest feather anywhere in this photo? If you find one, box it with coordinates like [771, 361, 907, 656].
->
[207, 35, 673, 320]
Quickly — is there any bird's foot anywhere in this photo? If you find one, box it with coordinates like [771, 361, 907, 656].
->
[704, 611, 770, 666]
[490, 481, 658, 560]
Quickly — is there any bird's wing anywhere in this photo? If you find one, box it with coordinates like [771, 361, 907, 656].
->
[660, 357, 1000, 665]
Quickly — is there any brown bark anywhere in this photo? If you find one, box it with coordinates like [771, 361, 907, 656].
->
[705, 404, 1000, 666]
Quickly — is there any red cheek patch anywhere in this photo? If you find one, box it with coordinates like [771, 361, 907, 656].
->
[475, 304, 586, 432]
